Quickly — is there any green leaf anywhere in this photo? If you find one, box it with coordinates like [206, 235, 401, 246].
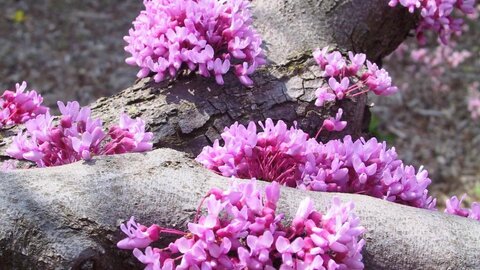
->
[13, 10, 26, 24]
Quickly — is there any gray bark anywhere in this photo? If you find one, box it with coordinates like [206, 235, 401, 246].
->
[0, 0, 414, 157]
[0, 149, 479, 269]
[0, 0, 435, 269]
[75, 0, 414, 156]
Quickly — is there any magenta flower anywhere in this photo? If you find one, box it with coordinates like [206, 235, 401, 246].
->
[118, 217, 160, 250]
[197, 119, 437, 209]
[328, 77, 350, 99]
[389, 0, 476, 44]
[118, 180, 365, 269]
[312, 47, 399, 108]
[324, 51, 347, 77]
[124, 0, 265, 86]
[6, 102, 153, 168]
[323, 108, 347, 132]
[0, 82, 48, 129]
[315, 87, 336, 107]
[347, 51, 367, 75]
[364, 61, 398, 96]
[103, 113, 153, 155]
[445, 195, 480, 221]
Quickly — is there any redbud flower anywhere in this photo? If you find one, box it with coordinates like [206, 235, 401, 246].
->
[0, 82, 48, 129]
[328, 77, 350, 99]
[118, 180, 365, 269]
[124, 0, 265, 86]
[6, 102, 153, 168]
[197, 119, 436, 209]
[312, 47, 399, 108]
[445, 195, 480, 221]
[118, 217, 160, 249]
[315, 87, 336, 107]
[322, 108, 347, 132]
[389, 0, 476, 44]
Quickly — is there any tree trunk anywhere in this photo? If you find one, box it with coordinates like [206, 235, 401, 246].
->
[0, 149, 478, 269]
[82, 0, 414, 156]
[0, 0, 429, 269]
[0, 0, 414, 157]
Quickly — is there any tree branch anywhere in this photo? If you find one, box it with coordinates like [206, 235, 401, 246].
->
[0, 149, 478, 269]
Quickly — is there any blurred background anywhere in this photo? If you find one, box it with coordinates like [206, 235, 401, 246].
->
[1, 1, 479, 203]
[0, 0, 142, 107]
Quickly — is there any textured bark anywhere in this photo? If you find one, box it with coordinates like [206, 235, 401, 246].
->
[0, 149, 479, 270]
[0, 0, 429, 269]
[84, 0, 414, 156]
[0, 0, 415, 157]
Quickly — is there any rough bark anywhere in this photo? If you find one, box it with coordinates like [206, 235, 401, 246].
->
[0, 0, 414, 157]
[0, 0, 431, 269]
[81, 0, 414, 156]
[0, 149, 478, 270]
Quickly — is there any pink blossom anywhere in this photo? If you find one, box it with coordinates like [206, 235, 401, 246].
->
[390, 0, 476, 44]
[6, 102, 153, 167]
[323, 108, 347, 132]
[312, 47, 399, 107]
[197, 119, 436, 209]
[324, 51, 347, 77]
[118, 217, 160, 249]
[314, 87, 336, 107]
[328, 77, 350, 99]
[347, 51, 367, 75]
[0, 82, 48, 129]
[445, 195, 480, 221]
[119, 180, 365, 269]
[124, 0, 265, 86]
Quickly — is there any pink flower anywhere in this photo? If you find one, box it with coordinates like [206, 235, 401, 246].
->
[323, 108, 347, 132]
[312, 48, 399, 106]
[314, 87, 336, 107]
[324, 51, 346, 77]
[0, 82, 48, 129]
[133, 247, 166, 270]
[124, 0, 265, 86]
[197, 119, 436, 209]
[347, 52, 366, 75]
[118, 217, 160, 250]
[119, 181, 365, 269]
[6, 102, 152, 167]
[364, 61, 398, 96]
[103, 113, 153, 155]
[445, 195, 480, 221]
[390, 0, 475, 44]
[313, 47, 329, 69]
[328, 77, 350, 99]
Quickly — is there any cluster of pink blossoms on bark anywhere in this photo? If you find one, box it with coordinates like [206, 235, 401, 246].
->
[118, 180, 365, 270]
[445, 195, 480, 221]
[313, 47, 398, 107]
[124, 0, 265, 86]
[0, 82, 48, 129]
[388, 0, 476, 44]
[6, 101, 153, 167]
[196, 119, 436, 209]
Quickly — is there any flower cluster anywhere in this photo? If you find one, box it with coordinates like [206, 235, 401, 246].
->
[445, 195, 480, 221]
[6, 101, 153, 167]
[118, 180, 365, 269]
[124, 0, 265, 86]
[388, 0, 476, 44]
[197, 119, 436, 209]
[0, 82, 48, 129]
[313, 47, 398, 107]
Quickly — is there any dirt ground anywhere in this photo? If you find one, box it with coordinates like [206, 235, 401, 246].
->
[1, 1, 479, 203]
[0, 0, 142, 107]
